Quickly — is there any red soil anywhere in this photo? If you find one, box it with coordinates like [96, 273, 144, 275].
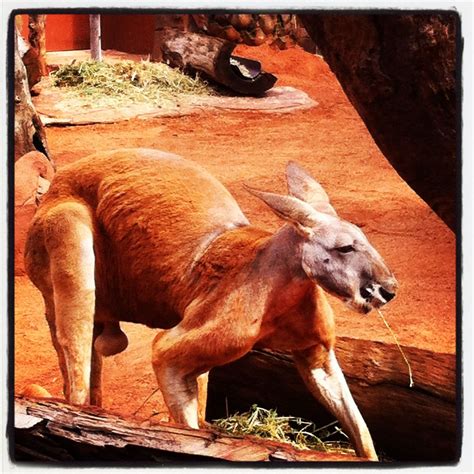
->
[14, 44, 456, 423]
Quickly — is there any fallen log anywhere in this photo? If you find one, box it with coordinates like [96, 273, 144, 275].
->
[152, 28, 277, 96]
[13, 398, 362, 463]
[208, 337, 457, 462]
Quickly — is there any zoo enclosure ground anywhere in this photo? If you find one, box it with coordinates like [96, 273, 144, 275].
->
[15, 44, 456, 423]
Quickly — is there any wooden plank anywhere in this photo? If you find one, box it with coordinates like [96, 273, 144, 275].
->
[14, 398, 362, 463]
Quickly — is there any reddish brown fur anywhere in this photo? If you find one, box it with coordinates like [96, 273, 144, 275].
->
[27, 149, 250, 328]
[25, 148, 389, 460]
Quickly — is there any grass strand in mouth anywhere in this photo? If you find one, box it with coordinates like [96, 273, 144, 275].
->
[376, 309, 414, 388]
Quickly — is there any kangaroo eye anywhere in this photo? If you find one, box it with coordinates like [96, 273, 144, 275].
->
[336, 245, 355, 253]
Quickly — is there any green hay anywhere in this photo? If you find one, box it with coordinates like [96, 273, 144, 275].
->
[212, 404, 355, 456]
[50, 59, 215, 108]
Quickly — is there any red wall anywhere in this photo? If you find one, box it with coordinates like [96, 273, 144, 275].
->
[46, 14, 90, 51]
[17, 13, 156, 54]
[18, 14, 90, 51]
[102, 14, 156, 55]
[19, 15, 29, 40]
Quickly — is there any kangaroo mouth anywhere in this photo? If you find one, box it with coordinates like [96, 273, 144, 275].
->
[346, 297, 373, 314]
[350, 283, 395, 314]
[327, 283, 394, 315]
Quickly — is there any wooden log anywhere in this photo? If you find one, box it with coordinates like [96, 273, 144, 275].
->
[13, 398, 362, 463]
[14, 27, 50, 161]
[300, 14, 458, 231]
[152, 28, 276, 96]
[207, 337, 457, 462]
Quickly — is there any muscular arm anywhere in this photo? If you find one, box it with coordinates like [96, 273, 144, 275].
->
[293, 344, 378, 461]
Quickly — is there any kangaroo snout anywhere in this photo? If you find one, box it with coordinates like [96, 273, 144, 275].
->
[379, 286, 396, 303]
[360, 279, 397, 308]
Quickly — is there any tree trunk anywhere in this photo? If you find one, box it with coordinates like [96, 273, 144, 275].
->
[14, 398, 361, 463]
[14, 26, 50, 162]
[300, 13, 458, 232]
[208, 337, 457, 462]
[152, 28, 276, 96]
[27, 15, 47, 76]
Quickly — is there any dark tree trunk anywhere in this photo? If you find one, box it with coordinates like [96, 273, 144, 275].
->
[14, 27, 50, 161]
[27, 15, 47, 78]
[208, 337, 457, 462]
[300, 13, 458, 232]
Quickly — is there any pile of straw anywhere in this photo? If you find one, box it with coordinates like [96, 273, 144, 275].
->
[212, 404, 355, 455]
[50, 60, 215, 107]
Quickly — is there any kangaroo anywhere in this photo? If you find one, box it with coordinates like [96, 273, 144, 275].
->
[25, 148, 397, 460]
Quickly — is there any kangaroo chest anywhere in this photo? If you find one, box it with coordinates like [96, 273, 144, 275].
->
[255, 284, 334, 351]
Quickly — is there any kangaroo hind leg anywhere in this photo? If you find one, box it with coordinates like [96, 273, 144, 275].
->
[44, 201, 96, 405]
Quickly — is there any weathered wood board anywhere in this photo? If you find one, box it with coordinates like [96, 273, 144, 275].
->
[13, 398, 362, 463]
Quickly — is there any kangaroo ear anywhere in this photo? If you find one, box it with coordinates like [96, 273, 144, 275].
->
[286, 161, 337, 216]
[244, 184, 330, 238]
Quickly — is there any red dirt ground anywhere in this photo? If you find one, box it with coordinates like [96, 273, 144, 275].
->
[14, 45, 456, 424]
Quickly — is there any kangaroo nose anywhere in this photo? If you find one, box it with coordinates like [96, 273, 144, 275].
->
[360, 286, 373, 299]
[379, 287, 396, 302]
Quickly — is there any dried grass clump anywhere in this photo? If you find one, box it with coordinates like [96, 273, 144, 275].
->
[50, 60, 215, 107]
[212, 404, 355, 455]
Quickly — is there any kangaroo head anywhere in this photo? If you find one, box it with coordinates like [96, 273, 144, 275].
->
[245, 161, 398, 314]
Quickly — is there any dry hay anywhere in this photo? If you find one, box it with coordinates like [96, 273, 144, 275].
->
[212, 404, 355, 456]
[50, 59, 215, 108]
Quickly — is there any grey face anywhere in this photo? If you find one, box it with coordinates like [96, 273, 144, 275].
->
[245, 161, 398, 315]
[301, 216, 398, 314]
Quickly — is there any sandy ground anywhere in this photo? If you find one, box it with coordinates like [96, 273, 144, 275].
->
[15, 44, 456, 423]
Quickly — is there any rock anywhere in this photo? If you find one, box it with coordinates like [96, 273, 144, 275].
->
[213, 14, 231, 27]
[15, 151, 54, 276]
[300, 13, 457, 231]
[259, 15, 277, 35]
[190, 14, 208, 31]
[230, 14, 254, 30]
[223, 25, 241, 43]
[253, 28, 267, 46]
